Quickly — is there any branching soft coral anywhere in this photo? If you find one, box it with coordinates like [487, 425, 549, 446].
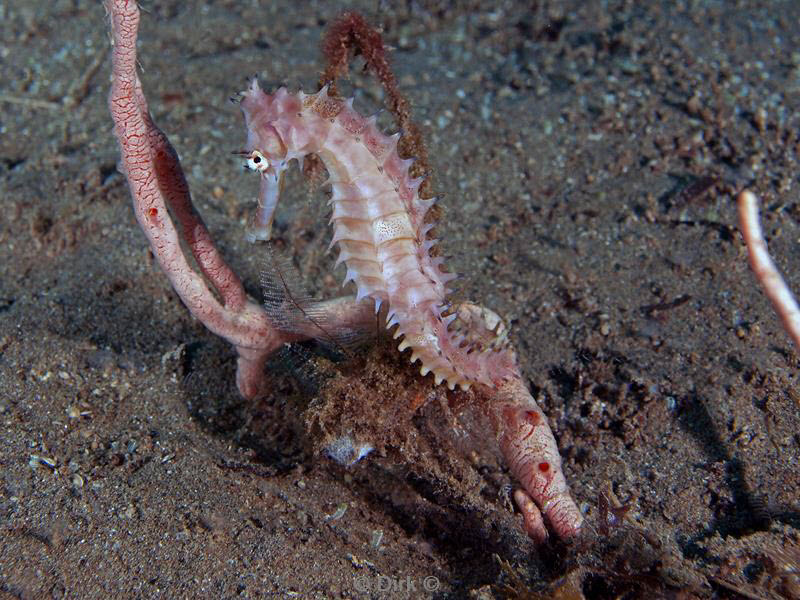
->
[107, 0, 582, 542]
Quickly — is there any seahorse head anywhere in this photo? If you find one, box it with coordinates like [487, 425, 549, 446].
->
[235, 80, 297, 241]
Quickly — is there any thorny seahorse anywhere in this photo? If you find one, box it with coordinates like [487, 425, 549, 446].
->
[236, 83, 519, 392]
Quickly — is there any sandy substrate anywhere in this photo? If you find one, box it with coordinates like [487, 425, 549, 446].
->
[1, 1, 799, 598]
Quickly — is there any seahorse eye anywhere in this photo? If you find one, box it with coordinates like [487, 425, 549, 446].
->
[245, 150, 269, 173]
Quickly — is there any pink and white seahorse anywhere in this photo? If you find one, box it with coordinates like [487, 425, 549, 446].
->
[237, 82, 519, 392]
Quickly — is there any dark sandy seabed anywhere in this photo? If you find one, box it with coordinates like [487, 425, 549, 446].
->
[1, 1, 799, 598]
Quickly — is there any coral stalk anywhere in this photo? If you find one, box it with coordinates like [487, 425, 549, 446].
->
[107, 0, 582, 543]
[738, 190, 800, 352]
[489, 377, 584, 541]
[107, 0, 374, 399]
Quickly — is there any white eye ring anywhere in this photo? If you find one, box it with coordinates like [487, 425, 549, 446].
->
[245, 150, 269, 173]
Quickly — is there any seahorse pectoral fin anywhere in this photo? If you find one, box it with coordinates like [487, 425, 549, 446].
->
[245, 168, 286, 243]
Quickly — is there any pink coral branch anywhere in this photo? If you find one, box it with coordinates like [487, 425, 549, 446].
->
[738, 190, 800, 352]
[489, 377, 584, 541]
[107, 0, 374, 398]
[106, 0, 582, 543]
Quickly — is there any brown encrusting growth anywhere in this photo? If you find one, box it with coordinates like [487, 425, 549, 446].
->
[319, 11, 436, 205]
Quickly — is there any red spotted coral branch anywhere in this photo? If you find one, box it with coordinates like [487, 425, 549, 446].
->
[738, 190, 800, 352]
[489, 377, 584, 542]
[107, 0, 582, 543]
[107, 0, 374, 399]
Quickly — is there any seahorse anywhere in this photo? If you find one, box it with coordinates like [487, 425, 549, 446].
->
[236, 82, 518, 391]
